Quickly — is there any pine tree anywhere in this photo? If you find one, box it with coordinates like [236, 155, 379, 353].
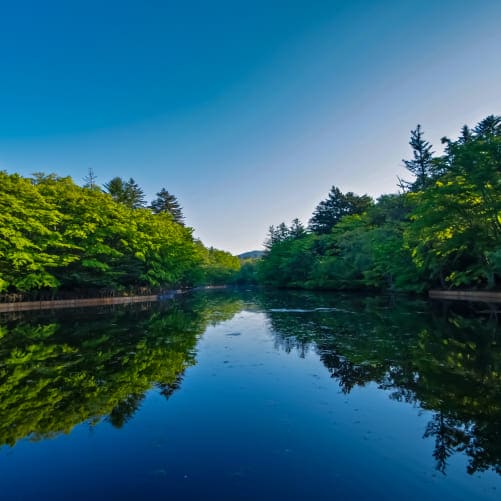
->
[289, 218, 306, 239]
[124, 178, 146, 209]
[276, 222, 290, 241]
[264, 225, 278, 249]
[149, 188, 184, 224]
[264, 222, 292, 249]
[308, 186, 372, 234]
[104, 177, 146, 209]
[104, 177, 127, 203]
[473, 115, 501, 137]
[459, 125, 472, 144]
[83, 168, 98, 189]
[399, 125, 435, 191]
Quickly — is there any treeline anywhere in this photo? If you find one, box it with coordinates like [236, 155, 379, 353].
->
[0, 173, 240, 297]
[256, 115, 501, 292]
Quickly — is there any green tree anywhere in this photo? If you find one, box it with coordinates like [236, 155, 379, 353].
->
[259, 234, 317, 287]
[150, 188, 184, 224]
[82, 167, 98, 190]
[308, 186, 372, 234]
[0, 172, 76, 292]
[399, 124, 436, 192]
[103, 177, 146, 209]
[289, 218, 306, 239]
[234, 259, 260, 285]
[473, 114, 501, 137]
[200, 247, 241, 285]
[406, 115, 501, 288]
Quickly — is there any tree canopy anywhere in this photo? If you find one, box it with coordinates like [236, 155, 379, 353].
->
[103, 177, 146, 209]
[0, 173, 240, 296]
[398, 124, 436, 191]
[258, 115, 501, 292]
[308, 186, 373, 234]
[150, 188, 184, 224]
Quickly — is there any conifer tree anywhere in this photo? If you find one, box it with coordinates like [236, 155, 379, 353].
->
[308, 186, 372, 234]
[124, 178, 146, 209]
[104, 177, 146, 208]
[289, 218, 306, 239]
[473, 114, 501, 137]
[150, 188, 184, 224]
[399, 125, 435, 191]
[83, 167, 98, 189]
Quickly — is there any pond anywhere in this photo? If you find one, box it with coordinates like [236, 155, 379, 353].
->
[0, 288, 500, 500]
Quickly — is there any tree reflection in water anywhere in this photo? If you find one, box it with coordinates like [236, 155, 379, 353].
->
[0, 293, 244, 447]
[263, 290, 501, 476]
[1, 289, 500, 477]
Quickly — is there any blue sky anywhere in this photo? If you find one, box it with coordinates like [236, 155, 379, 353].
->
[1, 0, 500, 254]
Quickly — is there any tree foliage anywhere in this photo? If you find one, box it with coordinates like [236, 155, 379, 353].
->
[150, 188, 184, 224]
[407, 115, 501, 288]
[259, 115, 501, 292]
[200, 247, 241, 285]
[0, 173, 239, 295]
[103, 177, 146, 209]
[308, 186, 373, 234]
[399, 124, 436, 191]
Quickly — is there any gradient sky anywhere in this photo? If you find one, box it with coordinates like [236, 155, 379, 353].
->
[1, 0, 500, 254]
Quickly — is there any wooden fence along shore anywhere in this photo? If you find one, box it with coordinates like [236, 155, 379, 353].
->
[0, 295, 160, 313]
[429, 290, 501, 303]
[0, 286, 228, 313]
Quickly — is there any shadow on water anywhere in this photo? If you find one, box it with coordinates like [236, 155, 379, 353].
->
[1, 287, 500, 478]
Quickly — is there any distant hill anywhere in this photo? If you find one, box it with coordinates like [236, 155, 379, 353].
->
[238, 250, 265, 260]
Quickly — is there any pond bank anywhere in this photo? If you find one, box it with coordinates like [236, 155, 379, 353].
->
[0, 286, 229, 313]
[429, 289, 501, 303]
[0, 294, 160, 312]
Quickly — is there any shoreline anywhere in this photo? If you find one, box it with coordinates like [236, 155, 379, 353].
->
[0, 286, 228, 313]
[429, 289, 501, 303]
[3, 286, 499, 313]
[0, 294, 160, 313]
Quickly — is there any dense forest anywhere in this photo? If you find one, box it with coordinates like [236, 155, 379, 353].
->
[2, 115, 500, 298]
[255, 115, 501, 292]
[0, 172, 240, 298]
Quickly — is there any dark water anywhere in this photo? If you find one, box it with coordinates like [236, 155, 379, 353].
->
[0, 289, 500, 500]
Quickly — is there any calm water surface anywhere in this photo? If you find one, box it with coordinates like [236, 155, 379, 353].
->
[0, 289, 500, 500]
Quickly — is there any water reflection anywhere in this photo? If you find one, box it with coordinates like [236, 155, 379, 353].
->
[1, 289, 500, 479]
[262, 290, 501, 476]
[0, 293, 243, 447]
